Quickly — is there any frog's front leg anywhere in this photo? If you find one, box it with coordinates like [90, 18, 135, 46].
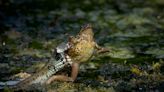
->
[46, 62, 79, 84]
[95, 42, 110, 54]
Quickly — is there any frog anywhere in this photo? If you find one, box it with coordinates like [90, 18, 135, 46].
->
[46, 24, 110, 84]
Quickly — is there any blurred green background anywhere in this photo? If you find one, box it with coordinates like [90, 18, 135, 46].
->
[0, 0, 164, 92]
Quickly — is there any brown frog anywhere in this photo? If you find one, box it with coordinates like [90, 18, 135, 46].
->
[46, 24, 109, 84]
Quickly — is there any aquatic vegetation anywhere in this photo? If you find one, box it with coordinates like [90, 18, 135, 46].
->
[145, 48, 164, 59]
[0, 0, 164, 91]
[106, 46, 135, 59]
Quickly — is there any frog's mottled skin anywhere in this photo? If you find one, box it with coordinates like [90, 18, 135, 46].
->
[67, 24, 96, 63]
[67, 24, 109, 63]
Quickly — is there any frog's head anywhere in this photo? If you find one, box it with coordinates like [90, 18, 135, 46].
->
[78, 24, 94, 40]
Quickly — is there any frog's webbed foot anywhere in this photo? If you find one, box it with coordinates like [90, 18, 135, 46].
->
[46, 62, 79, 84]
